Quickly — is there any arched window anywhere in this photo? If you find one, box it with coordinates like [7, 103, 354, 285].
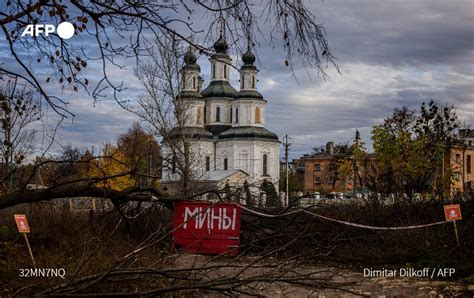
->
[224, 64, 227, 79]
[263, 154, 268, 176]
[203, 106, 207, 124]
[193, 77, 196, 89]
[212, 63, 216, 79]
[230, 107, 233, 123]
[216, 107, 220, 122]
[255, 107, 261, 123]
[196, 107, 202, 124]
[235, 108, 239, 123]
[224, 158, 228, 170]
[252, 76, 255, 89]
[205, 156, 210, 171]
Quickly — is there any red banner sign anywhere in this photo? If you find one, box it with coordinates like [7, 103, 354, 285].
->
[172, 202, 241, 255]
[444, 204, 462, 221]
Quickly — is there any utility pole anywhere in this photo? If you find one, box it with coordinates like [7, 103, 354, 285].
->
[284, 135, 291, 207]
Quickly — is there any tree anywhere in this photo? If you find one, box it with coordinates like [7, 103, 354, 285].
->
[0, 79, 40, 192]
[371, 100, 460, 197]
[117, 122, 161, 186]
[89, 143, 135, 191]
[1, 1, 337, 118]
[261, 179, 280, 208]
[351, 129, 368, 190]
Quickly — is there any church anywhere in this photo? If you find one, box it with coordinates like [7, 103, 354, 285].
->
[162, 33, 280, 192]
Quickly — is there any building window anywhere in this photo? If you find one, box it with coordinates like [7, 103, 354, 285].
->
[235, 108, 239, 123]
[203, 106, 207, 124]
[329, 163, 336, 171]
[252, 76, 255, 88]
[240, 77, 244, 89]
[205, 156, 210, 171]
[230, 107, 233, 123]
[216, 107, 220, 122]
[370, 164, 375, 173]
[468, 155, 471, 174]
[328, 177, 336, 185]
[212, 63, 216, 79]
[314, 164, 321, 171]
[196, 107, 202, 124]
[193, 77, 196, 89]
[314, 177, 321, 185]
[263, 154, 268, 176]
[224, 158, 228, 170]
[456, 154, 461, 164]
[224, 64, 227, 79]
[255, 107, 261, 123]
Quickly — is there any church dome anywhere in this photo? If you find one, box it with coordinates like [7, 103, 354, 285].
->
[242, 48, 255, 65]
[201, 81, 237, 98]
[184, 49, 197, 64]
[213, 35, 228, 52]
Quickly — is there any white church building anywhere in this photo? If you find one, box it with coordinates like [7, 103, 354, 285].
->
[162, 33, 280, 192]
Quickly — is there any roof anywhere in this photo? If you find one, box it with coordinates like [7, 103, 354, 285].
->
[201, 80, 237, 98]
[218, 126, 279, 142]
[199, 169, 248, 182]
[168, 127, 213, 140]
[234, 90, 265, 100]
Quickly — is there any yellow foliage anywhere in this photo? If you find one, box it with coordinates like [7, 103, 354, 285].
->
[89, 144, 135, 191]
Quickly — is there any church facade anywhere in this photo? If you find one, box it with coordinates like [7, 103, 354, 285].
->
[162, 34, 280, 191]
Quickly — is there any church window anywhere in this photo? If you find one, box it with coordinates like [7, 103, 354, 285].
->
[193, 77, 196, 89]
[216, 107, 220, 122]
[196, 107, 202, 124]
[212, 63, 216, 79]
[263, 154, 268, 176]
[255, 107, 261, 123]
[224, 64, 227, 79]
[224, 158, 228, 170]
[230, 107, 233, 122]
[235, 108, 239, 123]
[205, 156, 210, 171]
[252, 76, 255, 88]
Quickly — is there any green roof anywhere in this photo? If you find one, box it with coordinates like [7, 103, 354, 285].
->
[168, 127, 213, 140]
[219, 126, 279, 142]
[234, 90, 265, 100]
[201, 81, 237, 98]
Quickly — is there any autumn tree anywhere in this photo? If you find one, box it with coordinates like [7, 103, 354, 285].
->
[371, 100, 460, 197]
[89, 143, 135, 191]
[117, 122, 161, 187]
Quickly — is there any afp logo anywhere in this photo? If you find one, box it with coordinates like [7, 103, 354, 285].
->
[21, 22, 75, 39]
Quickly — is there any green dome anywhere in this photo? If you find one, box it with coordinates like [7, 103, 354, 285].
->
[213, 35, 228, 52]
[219, 126, 279, 142]
[168, 127, 213, 140]
[242, 48, 255, 64]
[201, 81, 237, 98]
[235, 90, 264, 100]
[184, 49, 197, 64]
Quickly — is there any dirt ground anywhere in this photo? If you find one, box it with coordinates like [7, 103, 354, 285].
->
[169, 254, 473, 297]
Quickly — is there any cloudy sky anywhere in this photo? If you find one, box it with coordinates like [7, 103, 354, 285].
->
[2, 0, 473, 159]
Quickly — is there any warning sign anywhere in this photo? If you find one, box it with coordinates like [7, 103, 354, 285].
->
[14, 214, 30, 233]
[443, 204, 462, 221]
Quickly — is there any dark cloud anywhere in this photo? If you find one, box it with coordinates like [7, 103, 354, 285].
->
[2, 1, 472, 160]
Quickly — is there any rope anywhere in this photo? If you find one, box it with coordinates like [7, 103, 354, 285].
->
[238, 205, 448, 230]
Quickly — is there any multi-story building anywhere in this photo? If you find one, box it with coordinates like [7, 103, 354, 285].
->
[444, 129, 474, 195]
